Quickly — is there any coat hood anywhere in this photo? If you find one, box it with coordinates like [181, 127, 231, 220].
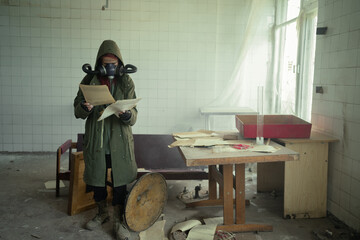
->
[96, 40, 125, 67]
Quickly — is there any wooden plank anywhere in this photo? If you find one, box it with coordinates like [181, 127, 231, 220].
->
[219, 165, 224, 200]
[283, 142, 328, 218]
[209, 165, 224, 187]
[68, 152, 80, 215]
[216, 223, 273, 233]
[223, 165, 234, 225]
[235, 164, 245, 224]
[186, 199, 250, 208]
[185, 154, 297, 167]
[186, 199, 225, 207]
[276, 131, 338, 144]
[180, 141, 298, 167]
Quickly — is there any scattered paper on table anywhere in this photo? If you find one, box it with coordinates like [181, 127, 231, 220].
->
[45, 180, 64, 189]
[173, 130, 218, 139]
[169, 138, 253, 149]
[192, 137, 226, 146]
[250, 145, 279, 153]
[212, 146, 242, 153]
[79, 84, 115, 106]
[168, 138, 194, 148]
[98, 98, 141, 121]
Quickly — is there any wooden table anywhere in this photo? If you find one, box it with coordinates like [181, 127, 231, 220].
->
[178, 141, 299, 233]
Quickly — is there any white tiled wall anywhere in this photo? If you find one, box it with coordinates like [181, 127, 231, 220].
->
[312, 0, 360, 231]
[0, 0, 274, 151]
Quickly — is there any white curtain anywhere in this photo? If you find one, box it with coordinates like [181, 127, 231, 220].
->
[206, 0, 275, 113]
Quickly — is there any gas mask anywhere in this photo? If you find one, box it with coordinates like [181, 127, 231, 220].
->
[100, 63, 117, 79]
[82, 63, 137, 77]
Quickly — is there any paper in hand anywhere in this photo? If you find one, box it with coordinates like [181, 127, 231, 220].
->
[98, 98, 141, 121]
[79, 84, 115, 106]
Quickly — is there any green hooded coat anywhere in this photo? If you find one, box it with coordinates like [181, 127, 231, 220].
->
[73, 40, 138, 187]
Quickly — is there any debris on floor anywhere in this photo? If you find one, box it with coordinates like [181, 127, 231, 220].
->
[310, 213, 360, 240]
[169, 219, 204, 240]
[214, 230, 236, 240]
[169, 217, 223, 240]
[176, 185, 208, 203]
[203, 217, 223, 226]
[139, 219, 168, 240]
[186, 223, 217, 240]
[44, 180, 64, 189]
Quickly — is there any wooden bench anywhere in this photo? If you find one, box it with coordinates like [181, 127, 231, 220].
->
[63, 134, 208, 215]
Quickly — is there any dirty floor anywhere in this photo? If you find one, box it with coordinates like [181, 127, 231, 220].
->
[0, 153, 358, 240]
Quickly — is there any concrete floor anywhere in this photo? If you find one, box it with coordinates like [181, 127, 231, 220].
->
[0, 152, 358, 240]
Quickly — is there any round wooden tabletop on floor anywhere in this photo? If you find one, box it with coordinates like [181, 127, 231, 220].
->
[125, 172, 168, 232]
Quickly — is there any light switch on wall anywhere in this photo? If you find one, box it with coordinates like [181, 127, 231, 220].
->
[316, 86, 324, 94]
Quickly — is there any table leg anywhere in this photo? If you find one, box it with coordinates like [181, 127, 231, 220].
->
[209, 165, 217, 200]
[219, 165, 224, 199]
[216, 163, 273, 233]
[235, 164, 245, 224]
[223, 165, 234, 225]
[185, 164, 273, 233]
[186, 165, 249, 208]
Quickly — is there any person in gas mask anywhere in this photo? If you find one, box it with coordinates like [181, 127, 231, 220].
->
[73, 40, 138, 240]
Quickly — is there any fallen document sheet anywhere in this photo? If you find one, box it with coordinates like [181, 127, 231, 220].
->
[203, 217, 223, 226]
[139, 220, 168, 240]
[170, 220, 202, 235]
[186, 224, 217, 240]
[98, 98, 141, 121]
[79, 84, 115, 106]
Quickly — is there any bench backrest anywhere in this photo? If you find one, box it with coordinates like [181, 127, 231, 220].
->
[76, 133, 188, 169]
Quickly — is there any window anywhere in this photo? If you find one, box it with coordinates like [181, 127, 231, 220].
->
[273, 0, 317, 121]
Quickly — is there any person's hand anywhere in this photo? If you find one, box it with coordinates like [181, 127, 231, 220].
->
[118, 110, 132, 120]
[81, 102, 93, 112]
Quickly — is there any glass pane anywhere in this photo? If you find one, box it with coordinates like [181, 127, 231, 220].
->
[279, 21, 298, 114]
[298, 14, 317, 121]
[286, 0, 300, 21]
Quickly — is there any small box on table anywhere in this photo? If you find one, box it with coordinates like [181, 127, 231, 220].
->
[235, 115, 312, 139]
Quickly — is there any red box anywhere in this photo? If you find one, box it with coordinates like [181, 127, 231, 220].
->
[235, 115, 312, 139]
